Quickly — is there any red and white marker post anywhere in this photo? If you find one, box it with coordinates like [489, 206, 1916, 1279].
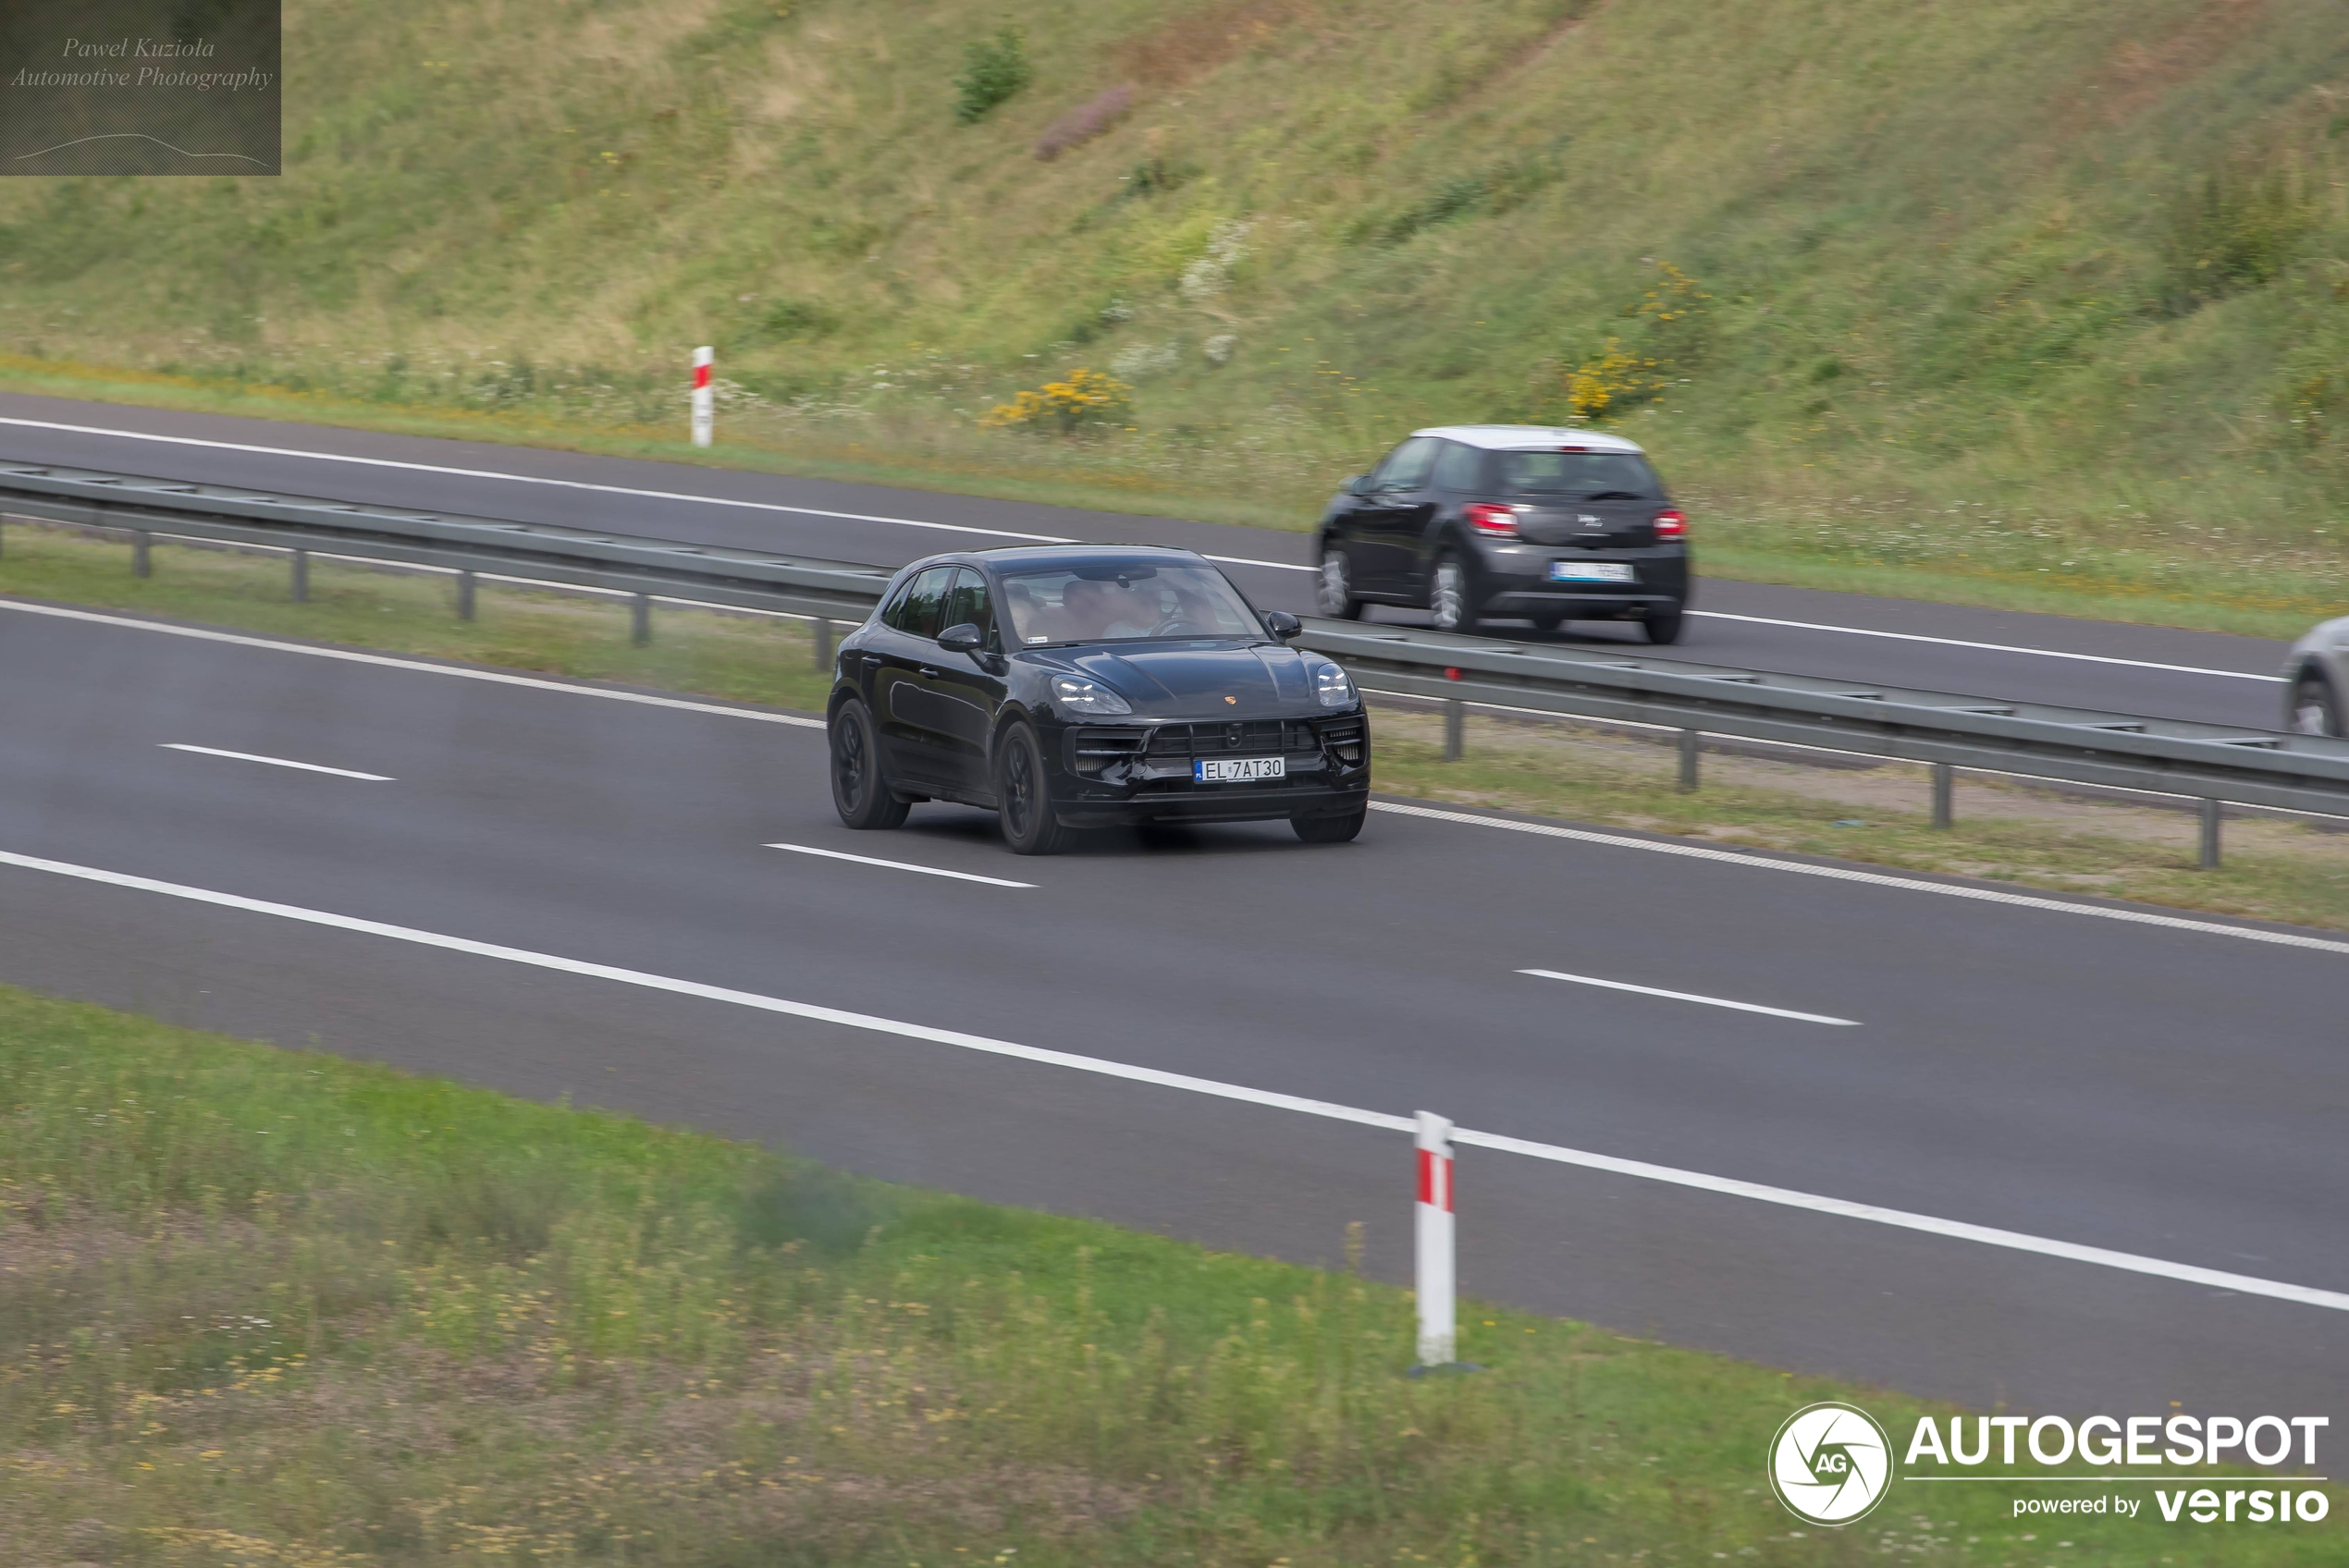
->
[1415, 1109, 1457, 1367]
[691, 346, 714, 448]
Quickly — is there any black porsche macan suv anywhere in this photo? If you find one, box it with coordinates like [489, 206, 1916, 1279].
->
[827, 546, 1371, 854]
[1315, 424, 1692, 643]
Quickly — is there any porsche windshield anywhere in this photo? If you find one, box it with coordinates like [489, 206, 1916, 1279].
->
[1000, 562, 1261, 645]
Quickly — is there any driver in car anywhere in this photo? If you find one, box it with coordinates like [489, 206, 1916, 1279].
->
[1064, 577, 1156, 639]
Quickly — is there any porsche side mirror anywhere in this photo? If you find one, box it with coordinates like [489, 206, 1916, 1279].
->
[1264, 610, 1301, 642]
[937, 623, 985, 655]
[1344, 473, 1372, 496]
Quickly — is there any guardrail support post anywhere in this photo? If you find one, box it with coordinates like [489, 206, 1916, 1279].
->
[2198, 798, 2222, 870]
[631, 593, 652, 647]
[1443, 698, 1465, 762]
[456, 570, 476, 621]
[1678, 728, 1700, 791]
[813, 616, 834, 670]
[132, 530, 151, 578]
[1931, 762, 1954, 829]
[290, 548, 309, 604]
[1412, 1111, 1457, 1371]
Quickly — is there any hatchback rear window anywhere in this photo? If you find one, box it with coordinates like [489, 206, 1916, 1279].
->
[1490, 450, 1662, 500]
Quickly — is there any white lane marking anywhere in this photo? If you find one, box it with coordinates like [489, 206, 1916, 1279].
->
[160, 743, 392, 781]
[0, 415, 1313, 573]
[1688, 610, 2283, 682]
[1518, 967, 1858, 1025]
[1372, 801, 2349, 957]
[0, 599, 825, 728]
[768, 842, 1034, 888]
[0, 843, 2343, 1315]
[18, 597, 2343, 958]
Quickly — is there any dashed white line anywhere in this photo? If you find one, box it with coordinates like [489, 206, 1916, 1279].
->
[1518, 967, 1859, 1025]
[1371, 801, 2349, 957]
[768, 842, 1033, 888]
[0, 415, 1312, 573]
[160, 743, 392, 781]
[1687, 609, 2282, 682]
[0, 842, 2343, 1314]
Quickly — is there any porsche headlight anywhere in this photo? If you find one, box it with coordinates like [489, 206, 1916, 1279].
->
[1051, 674, 1133, 716]
[1311, 659, 1355, 708]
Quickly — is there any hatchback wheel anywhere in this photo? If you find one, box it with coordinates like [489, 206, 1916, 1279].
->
[1429, 554, 1474, 633]
[1316, 545, 1363, 619]
[2291, 672, 2343, 737]
[1643, 606, 1685, 645]
[996, 723, 1074, 855]
[830, 700, 910, 830]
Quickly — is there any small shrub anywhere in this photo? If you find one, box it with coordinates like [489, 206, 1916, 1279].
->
[1530, 261, 1712, 422]
[954, 26, 1032, 125]
[1035, 83, 1136, 161]
[2162, 153, 2318, 313]
[1109, 338, 1182, 380]
[980, 366, 1133, 432]
[1179, 219, 1252, 301]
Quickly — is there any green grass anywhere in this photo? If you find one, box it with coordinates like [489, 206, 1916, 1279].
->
[6, 0, 2349, 634]
[4, 985, 2342, 1567]
[8, 517, 2346, 935]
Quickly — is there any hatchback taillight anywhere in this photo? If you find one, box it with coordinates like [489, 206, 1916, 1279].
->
[1653, 508, 1689, 540]
[1465, 502, 1520, 538]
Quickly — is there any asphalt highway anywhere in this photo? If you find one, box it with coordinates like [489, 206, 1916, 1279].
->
[4, 596, 2344, 1427]
[0, 391, 2302, 728]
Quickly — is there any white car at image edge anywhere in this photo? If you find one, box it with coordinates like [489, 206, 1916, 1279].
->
[2285, 616, 2349, 735]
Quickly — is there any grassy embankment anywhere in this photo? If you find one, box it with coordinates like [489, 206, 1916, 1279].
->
[5, 984, 2343, 1567]
[7, 520, 2347, 932]
[6, 0, 2349, 636]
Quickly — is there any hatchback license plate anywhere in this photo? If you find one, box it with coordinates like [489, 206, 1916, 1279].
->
[1550, 561, 1636, 582]
[1196, 756, 1285, 783]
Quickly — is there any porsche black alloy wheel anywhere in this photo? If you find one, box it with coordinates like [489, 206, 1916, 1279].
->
[1292, 802, 1367, 843]
[830, 699, 909, 830]
[996, 723, 1074, 855]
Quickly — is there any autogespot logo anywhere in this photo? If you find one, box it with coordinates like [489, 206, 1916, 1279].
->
[1769, 1402, 1896, 1525]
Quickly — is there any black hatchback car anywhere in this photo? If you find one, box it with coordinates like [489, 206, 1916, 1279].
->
[1315, 424, 1691, 643]
[827, 546, 1371, 853]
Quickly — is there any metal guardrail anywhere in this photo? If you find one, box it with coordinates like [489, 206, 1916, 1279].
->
[7, 459, 2346, 862]
[1300, 624, 2349, 820]
[0, 459, 894, 624]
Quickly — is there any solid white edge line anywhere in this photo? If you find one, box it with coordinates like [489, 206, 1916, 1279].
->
[160, 743, 392, 781]
[1518, 967, 1859, 1025]
[0, 415, 1316, 570]
[1688, 609, 2284, 682]
[0, 598, 825, 728]
[1, 843, 2343, 1315]
[1371, 801, 2349, 957]
[768, 842, 1035, 888]
[1445, 1124, 2349, 1313]
[16, 595, 2343, 957]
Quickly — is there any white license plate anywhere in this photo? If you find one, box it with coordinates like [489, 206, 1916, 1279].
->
[1550, 561, 1636, 582]
[1195, 756, 1286, 783]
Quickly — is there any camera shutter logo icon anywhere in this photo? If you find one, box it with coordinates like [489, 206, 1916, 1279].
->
[1767, 1402, 1895, 1525]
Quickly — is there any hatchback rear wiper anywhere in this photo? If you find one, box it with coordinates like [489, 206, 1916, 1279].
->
[1578, 489, 1650, 502]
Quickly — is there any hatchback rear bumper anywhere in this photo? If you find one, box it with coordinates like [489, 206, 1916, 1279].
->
[1480, 588, 1679, 618]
